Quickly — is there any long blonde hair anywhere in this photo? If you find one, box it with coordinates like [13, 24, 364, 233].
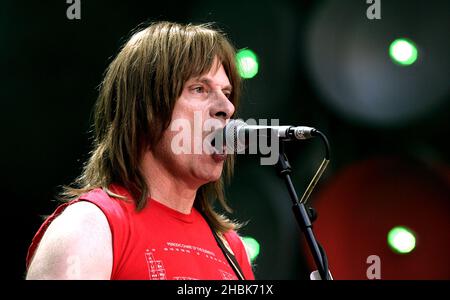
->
[62, 21, 241, 233]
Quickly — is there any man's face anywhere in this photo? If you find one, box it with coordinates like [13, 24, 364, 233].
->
[152, 60, 235, 188]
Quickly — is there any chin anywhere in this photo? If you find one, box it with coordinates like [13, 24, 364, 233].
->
[200, 171, 222, 183]
[194, 167, 223, 185]
[192, 156, 225, 184]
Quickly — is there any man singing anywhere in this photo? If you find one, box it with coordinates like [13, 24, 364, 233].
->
[26, 21, 254, 280]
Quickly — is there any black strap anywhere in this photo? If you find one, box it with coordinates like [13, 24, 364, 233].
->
[210, 229, 246, 280]
[200, 211, 245, 280]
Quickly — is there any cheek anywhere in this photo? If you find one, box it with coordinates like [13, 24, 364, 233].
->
[173, 95, 205, 113]
[154, 130, 184, 167]
[173, 97, 210, 122]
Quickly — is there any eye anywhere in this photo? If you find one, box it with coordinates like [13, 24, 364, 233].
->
[223, 91, 232, 99]
[191, 86, 206, 94]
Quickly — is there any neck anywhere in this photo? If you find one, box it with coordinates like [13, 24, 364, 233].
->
[140, 151, 199, 214]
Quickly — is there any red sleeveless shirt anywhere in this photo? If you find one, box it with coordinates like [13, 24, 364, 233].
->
[26, 185, 255, 280]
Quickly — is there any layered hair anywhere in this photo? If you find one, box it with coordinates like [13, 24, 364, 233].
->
[62, 21, 241, 233]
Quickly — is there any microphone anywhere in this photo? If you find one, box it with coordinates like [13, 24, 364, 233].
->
[213, 119, 318, 153]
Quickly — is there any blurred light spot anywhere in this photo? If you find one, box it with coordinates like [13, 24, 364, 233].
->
[241, 236, 260, 262]
[387, 226, 417, 254]
[236, 49, 259, 79]
[389, 38, 418, 66]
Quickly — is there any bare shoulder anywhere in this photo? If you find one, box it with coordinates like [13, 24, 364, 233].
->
[26, 201, 113, 279]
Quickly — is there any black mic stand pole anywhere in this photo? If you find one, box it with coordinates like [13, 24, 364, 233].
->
[275, 141, 329, 280]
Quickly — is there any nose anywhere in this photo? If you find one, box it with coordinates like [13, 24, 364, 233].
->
[210, 90, 235, 120]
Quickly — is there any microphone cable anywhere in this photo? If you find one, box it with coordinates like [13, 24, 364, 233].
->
[299, 129, 330, 204]
[301, 129, 332, 280]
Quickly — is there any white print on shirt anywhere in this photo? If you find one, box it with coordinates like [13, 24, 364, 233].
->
[219, 269, 235, 280]
[164, 242, 228, 265]
[166, 242, 215, 256]
[145, 242, 238, 280]
[145, 249, 167, 280]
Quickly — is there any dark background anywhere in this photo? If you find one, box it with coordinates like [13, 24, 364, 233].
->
[2, 0, 449, 280]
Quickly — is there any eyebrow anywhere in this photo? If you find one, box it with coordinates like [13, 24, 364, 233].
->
[195, 78, 233, 91]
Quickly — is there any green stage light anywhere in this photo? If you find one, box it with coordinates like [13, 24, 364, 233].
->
[241, 236, 260, 262]
[387, 226, 416, 254]
[236, 49, 259, 79]
[389, 38, 418, 66]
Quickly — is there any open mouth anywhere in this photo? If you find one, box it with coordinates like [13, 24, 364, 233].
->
[206, 128, 228, 161]
[209, 135, 226, 155]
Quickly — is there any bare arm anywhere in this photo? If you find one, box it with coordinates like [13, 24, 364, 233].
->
[26, 201, 113, 279]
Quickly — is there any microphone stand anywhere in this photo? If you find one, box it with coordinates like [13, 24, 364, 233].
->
[275, 141, 330, 280]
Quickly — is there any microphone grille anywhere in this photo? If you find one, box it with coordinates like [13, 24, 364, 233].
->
[225, 119, 247, 153]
